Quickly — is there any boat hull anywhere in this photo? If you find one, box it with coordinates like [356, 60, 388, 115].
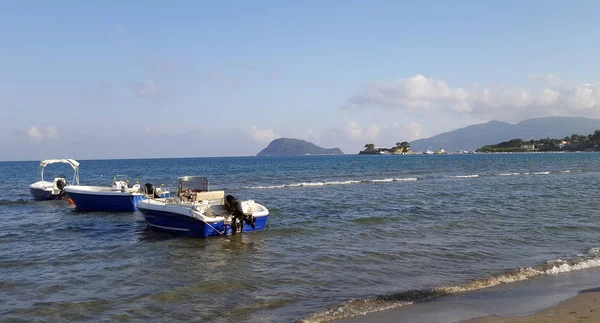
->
[139, 206, 268, 238]
[64, 187, 142, 212]
[29, 187, 58, 200]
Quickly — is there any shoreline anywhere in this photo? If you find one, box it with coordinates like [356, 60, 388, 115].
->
[467, 289, 600, 322]
[337, 267, 600, 323]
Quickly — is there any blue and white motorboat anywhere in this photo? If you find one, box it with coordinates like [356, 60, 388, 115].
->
[64, 175, 169, 212]
[137, 176, 269, 237]
[29, 159, 80, 200]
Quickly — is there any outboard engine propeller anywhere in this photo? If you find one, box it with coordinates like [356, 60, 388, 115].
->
[144, 183, 161, 198]
[225, 195, 255, 232]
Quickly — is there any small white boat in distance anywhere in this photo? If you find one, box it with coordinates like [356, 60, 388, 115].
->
[29, 159, 80, 200]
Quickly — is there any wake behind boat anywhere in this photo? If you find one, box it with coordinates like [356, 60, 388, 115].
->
[137, 176, 269, 237]
[29, 159, 80, 200]
[64, 175, 169, 212]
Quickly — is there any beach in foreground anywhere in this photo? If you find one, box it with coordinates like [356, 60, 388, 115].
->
[468, 290, 600, 322]
[340, 267, 600, 323]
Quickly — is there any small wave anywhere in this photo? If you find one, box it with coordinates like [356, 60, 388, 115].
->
[0, 199, 33, 206]
[542, 258, 600, 274]
[498, 173, 520, 176]
[449, 174, 479, 178]
[532, 171, 551, 175]
[353, 217, 391, 225]
[302, 250, 600, 322]
[245, 178, 417, 190]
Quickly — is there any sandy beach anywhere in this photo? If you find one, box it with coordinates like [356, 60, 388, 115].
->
[339, 268, 600, 323]
[467, 289, 600, 323]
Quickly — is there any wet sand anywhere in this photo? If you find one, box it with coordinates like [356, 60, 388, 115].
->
[467, 289, 600, 323]
[339, 268, 600, 323]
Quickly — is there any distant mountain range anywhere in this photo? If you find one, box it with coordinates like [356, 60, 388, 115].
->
[410, 117, 600, 152]
[257, 138, 344, 156]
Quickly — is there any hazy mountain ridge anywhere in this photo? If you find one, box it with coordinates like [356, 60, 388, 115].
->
[410, 117, 600, 152]
[257, 138, 344, 156]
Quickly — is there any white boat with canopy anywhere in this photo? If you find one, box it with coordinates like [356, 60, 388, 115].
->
[29, 159, 80, 200]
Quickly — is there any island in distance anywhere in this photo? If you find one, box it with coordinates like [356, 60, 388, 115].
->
[257, 138, 344, 156]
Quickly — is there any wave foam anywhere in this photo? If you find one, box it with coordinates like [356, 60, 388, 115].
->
[302, 250, 600, 322]
[245, 168, 589, 191]
[449, 174, 479, 178]
[245, 178, 417, 190]
[498, 173, 520, 176]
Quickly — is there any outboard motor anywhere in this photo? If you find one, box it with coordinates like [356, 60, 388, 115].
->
[56, 178, 66, 191]
[144, 183, 161, 198]
[55, 178, 67, 199]
[225, 195, 255, 231]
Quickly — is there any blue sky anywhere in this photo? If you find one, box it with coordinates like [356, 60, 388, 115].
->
[1, 1, 599, 160]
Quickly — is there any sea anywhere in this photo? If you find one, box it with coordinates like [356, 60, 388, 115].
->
[1, 153, 600, 322]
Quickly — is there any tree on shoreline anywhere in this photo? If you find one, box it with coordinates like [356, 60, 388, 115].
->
[396, 141, 410, 149]
[360, 142, 412, 154]
[477, 129, 600, 152]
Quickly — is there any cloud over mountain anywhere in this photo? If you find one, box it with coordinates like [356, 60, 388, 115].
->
[345, 74, 600, 120]
[250, 126, 280, 143]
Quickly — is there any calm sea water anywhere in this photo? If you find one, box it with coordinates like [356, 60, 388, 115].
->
[2, 153, 600, 322]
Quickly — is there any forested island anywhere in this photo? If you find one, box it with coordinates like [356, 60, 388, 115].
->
[257, 138, 344, 156]
[359, 142, 413, 154]
[477, 131, 600, 152]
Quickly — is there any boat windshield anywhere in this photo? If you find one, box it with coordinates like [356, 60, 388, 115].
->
[177, 176, 210, 195]
[114, 175, 128, 182]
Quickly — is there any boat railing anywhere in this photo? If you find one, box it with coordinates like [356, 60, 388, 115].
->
[153, 191, 223, 207]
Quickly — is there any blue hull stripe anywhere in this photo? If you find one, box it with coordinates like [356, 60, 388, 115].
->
[148, 224, 190, 232]
[66, 191, 143, 212]
[140, 208, 268, 238]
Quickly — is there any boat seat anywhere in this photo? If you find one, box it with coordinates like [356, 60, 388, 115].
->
[194, 190, 225, 203]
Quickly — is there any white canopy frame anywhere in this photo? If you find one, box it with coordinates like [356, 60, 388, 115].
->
[38, 159, 80, 185]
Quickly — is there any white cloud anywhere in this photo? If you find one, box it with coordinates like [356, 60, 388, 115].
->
[345, 121, 362, 140]
[345, 74, 600, 120]
[569, 83, 600, 110]
[250, 126, 279, 143]
[364, 124, 381, 141]
[27, 126, 44, 141]
[401, 122, 423, 141]
[345, 121, 380, 141]
[133, 80, 159, 98]
[306, 129, 319, 142]
[27, 126, 60, 142]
